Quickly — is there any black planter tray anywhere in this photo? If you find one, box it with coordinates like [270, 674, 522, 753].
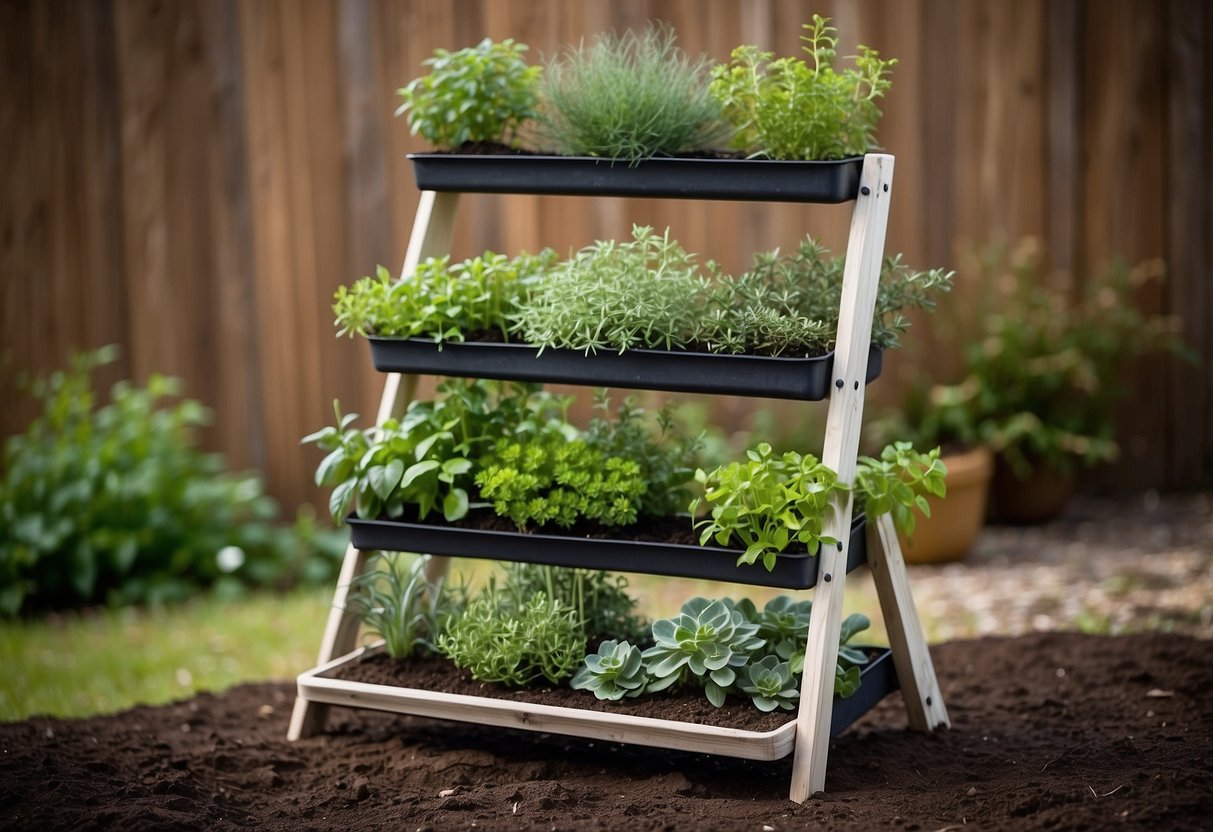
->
[298, 644, 897, 761]
[369, 337, 882, 401]
[409, 153, 864, 203]
[347, 513, 868, 590]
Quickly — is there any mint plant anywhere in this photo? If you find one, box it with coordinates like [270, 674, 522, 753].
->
[346, 553, 462, 659]
[396, 38, 540, 149]
[709, 15, 897, 160]
[332, 249, 555, 345]
[570, 639, 648, 701]
[642, 597, 764, 707]
[691, 443, 847, 571]
[854, 442, 947, 537]
[439, 591, 585, 686]
[537, 24, 728, 164]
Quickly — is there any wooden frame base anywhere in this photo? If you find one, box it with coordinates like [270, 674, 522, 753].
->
[289, 157, 950, 802]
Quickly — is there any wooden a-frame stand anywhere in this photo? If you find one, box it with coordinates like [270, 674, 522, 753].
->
[288, 154, 949, 802]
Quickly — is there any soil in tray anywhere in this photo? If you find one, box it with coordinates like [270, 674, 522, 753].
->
[430, 507, 702, 545]
[330, 652, 794, 733]
[430, 140, 749, 160]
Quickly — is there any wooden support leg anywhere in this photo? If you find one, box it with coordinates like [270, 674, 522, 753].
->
[867, 513, 950, 732]
[289, 191, 460, 740]
[789, 507, 852, 802]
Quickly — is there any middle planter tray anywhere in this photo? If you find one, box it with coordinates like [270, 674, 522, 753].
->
[347, 513, 867, 590]
[369, 337, 883, 401]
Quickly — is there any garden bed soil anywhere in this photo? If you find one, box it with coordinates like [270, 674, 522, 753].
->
[3, 631, 1212, 830]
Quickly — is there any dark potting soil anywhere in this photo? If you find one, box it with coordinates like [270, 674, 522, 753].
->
[3, 631, 1212, 831]
[397, 505, 704, 547]
[331, 652, 794, 733]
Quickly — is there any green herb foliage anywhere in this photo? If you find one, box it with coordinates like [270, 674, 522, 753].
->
[476, 435, 647, 529]
[854, 442, 947, 537]
[709, 15, 896, 160]
[439, 590, 585, 686]
[513, 229, 951, 358]
[0, 348, 341, 616]
[332, 249, 556, 344]
[345, 553, 462, 659]
[497, 563, 647, 645]
[396, 38, 540, 149]
[537, 24, 728, 164]
[691, 443, 847, 571]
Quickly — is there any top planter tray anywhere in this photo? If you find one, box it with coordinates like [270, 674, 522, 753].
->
[369, 337, 882, 401]
[409, 154, 864, 203]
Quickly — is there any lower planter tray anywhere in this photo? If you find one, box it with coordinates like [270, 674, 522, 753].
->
[368, 337, 882, 401]
[409, 153, 864, 203]
[348, 513, 867, 590]
[297, 644, 899, 761]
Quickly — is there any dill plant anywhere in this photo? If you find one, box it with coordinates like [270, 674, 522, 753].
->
[537, 25, 729, 164]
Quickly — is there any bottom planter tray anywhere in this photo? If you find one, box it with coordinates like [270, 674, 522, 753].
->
[347, 513, 868, 590]
[297, 644, 899, 762]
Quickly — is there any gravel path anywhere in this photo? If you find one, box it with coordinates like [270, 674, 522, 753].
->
[908, 491, 1213, 641]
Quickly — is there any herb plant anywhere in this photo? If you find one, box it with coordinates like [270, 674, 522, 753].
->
[396, 38, 540, 149]
[331, 249, 556, 345]
[498, 563, 647, 645]
[475, 435, 647, 530]
[691, 443, 847, 571]
[439, 590, 585, 686]
[0, 348, 340, 616]
[537, 24, 728, 164]
[570, 639, 648, 700]
[346, 553, 461, 659]
[853, 442, 947, 537]
[709, 15, 897, 160]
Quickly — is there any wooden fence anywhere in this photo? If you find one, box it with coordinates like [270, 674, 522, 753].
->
[2, 0, 1209, 513]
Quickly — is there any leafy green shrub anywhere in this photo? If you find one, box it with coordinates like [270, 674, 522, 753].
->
[709, 15, 897, 160]
[0, 348, 340, 616]
[396, 38, 540, 149]
[537, 25, 728, 164]
[346, 553, 462, 659]
[331, 249, 556, 345]
[439, 590, 585, 686]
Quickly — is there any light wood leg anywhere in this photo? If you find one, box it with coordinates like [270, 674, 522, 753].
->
[289, 191, 459, 739]
[867, 513, 950, 731]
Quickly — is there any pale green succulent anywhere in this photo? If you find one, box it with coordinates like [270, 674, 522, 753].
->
[741, 655, 800, 712]
[571, 639, 647, 701]
[642, 597, 764, 707]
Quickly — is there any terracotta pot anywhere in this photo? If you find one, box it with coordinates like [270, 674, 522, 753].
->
[897, 445, 994, 564]
[986, 456, 1076, 524]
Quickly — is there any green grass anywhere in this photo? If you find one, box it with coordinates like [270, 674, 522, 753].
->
[0, 564, 896, 723]
[0, 588, 331, 722]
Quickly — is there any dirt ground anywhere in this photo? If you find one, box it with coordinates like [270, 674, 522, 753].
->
[2, 630, 1211, 831]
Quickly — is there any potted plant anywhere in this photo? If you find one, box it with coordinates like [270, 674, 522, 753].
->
[936, 240, 1190, 524]
[397, 17, 897, 201]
